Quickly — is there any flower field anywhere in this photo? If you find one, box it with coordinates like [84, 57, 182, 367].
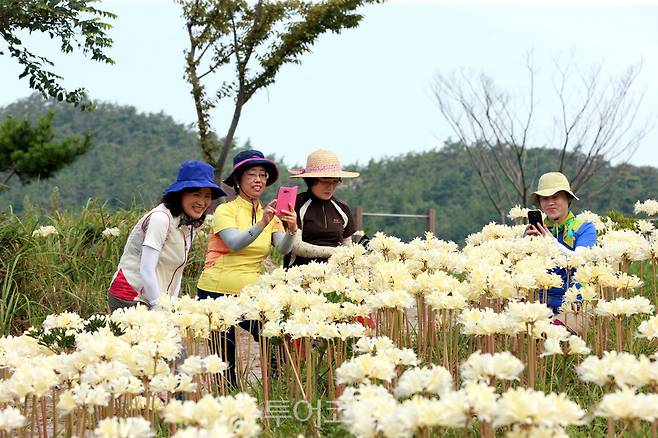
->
[1, 200, 657, 437]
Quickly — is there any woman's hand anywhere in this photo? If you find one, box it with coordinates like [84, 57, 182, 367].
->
[258, 199, 277, 229]
[278, 202, 298, 233]
[525, 223, 552, 237]
[525, 224, 540, 236]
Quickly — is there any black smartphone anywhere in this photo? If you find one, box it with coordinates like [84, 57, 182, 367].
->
[527, 210, 544, 228]
[355, 234, 370, 248]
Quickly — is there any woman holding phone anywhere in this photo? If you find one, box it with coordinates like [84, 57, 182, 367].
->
[196, 149, 296, 387]
[525, 172, 597, 316]
[284, 149, 359, 268]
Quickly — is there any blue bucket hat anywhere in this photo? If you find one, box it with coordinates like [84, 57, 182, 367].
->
[223, 149, 279, 187]
[164, 161, 225, 199]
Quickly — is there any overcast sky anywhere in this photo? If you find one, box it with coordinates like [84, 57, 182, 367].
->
[1, 0, 657, 169]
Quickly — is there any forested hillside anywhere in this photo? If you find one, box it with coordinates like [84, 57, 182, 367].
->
[337, 145, 658, 242]
[1, 95, 656, 242]
[0, 95, 202, 210]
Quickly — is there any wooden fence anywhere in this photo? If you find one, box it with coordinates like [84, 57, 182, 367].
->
[354, 207, 436, 234]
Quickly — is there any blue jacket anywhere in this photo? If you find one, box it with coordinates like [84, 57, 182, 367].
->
[544, 220, 597, 309]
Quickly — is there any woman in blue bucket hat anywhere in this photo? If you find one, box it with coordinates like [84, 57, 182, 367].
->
[108, 160, 225, 312]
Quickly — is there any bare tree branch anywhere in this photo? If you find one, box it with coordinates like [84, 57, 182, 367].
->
[433, 55, 650, 215]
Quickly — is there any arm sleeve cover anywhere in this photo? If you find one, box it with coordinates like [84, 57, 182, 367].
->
[139, 245, 161, 306]
[272, 231, 294, 254]
[218, 224, 262, 251]
[291, 230, 335, 259]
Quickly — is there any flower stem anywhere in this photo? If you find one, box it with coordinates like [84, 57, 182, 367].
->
[282, 340, 307, 401]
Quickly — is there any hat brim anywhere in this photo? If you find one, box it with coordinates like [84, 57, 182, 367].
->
[223, 159, 279, 187]
[164, 181, 226, 199]
[529, 189, 579, 205]
[289, 170, 360, 178]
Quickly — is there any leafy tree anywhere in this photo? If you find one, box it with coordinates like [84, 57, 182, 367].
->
[178, 0, 382, 172]
[0, 0, 115, 107]
[0, 111, 90, 188]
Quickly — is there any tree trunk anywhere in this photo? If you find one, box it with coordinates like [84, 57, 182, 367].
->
[217, 97, 245, 175]
[185, 23, 215, 164]
[189, 71, 215, 163]
[1, 167, 16, 188]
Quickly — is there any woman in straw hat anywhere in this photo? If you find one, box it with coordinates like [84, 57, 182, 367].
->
[285, 149, 359, 267]
[196, 149, 297, 388]
[108, 160, 225, 312]
[525, 171, 597, 316]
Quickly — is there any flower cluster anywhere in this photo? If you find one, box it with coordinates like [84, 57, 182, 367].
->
[635, 199, 658, 216]
[101, 227, 121, 238]
[577, 351, 658, 388]
[460, 351, 524, 382]
[595, 296, 653, 317]
[491, 387, 585, 429]
[4, 197, 658, 436]
[162, 393, 261, 437]
[32, 225, 58, 237]
[508, 205, 530, 221]
[595, 388, 658, 421]
[94, 417, 153, 438]
[336, 337, 417, 385]
[0, 406, 25, 432]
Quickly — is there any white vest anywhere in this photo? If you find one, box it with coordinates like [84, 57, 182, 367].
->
[110, 204, 192, 302]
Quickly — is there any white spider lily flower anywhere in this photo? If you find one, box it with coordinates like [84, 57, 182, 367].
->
[94, 416, 153, 438]
[0, 406, 26, 431]
[635, 199, 658, 216]
[101, 227, 121, 238]
[508, 205, 530, 220]
[595, 296, 653, 317]
[460, 351, 524, 382]
[32, 225, 58, 237]
[491, 387, 584, 428]
[638, 315, 658, 340]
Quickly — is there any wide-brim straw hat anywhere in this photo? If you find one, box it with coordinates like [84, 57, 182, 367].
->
[529, 172, 580, 205]
[289, 149, 359, 178]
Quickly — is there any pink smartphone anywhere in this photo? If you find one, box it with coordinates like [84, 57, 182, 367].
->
[275, 186, 298, 216]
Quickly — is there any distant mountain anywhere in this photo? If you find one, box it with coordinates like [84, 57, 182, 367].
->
[336, 145, 658, 242]
[1, 95, 656, 242]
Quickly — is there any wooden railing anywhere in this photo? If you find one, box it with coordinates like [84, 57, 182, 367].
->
[354, 207, 436, 234]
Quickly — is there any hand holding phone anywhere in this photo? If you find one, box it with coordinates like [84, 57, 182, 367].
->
[275, 186, 298, 217]
[527, 209, 544, 228]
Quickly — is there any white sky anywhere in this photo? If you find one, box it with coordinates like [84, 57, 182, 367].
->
[1, 0, 657, 169]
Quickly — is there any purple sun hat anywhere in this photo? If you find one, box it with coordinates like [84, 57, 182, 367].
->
[223, 149, 279, 187]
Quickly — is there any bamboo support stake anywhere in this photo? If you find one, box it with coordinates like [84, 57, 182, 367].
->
[282, 341, 307, 401]
[260, 335, 270, 430]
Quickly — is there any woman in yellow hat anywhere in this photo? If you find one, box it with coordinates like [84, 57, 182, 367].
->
[525, 171, 597, 313]
[285, 149, 360, 267]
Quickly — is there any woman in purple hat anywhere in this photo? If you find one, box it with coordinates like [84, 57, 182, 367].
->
[108, 160, 225, 312]
[196, 149, 297, 388]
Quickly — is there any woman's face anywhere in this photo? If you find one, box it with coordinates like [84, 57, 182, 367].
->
[310, 178, 341, 201]
[181, 188, 213, 219]
[539, 191, 571, 222]
[239, 165, 268, 199]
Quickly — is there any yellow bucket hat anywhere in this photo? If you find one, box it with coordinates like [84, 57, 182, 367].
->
[530, 172, 579, 205]
[289, 149, 359, 179]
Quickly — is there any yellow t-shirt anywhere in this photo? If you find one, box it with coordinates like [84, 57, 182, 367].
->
[197, 196, 283, 294]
